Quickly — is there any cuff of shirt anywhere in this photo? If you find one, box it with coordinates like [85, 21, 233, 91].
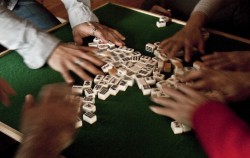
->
[61, 0, 99, 28]
[68, 9, 99, 28]
[17, 32, 60, 69]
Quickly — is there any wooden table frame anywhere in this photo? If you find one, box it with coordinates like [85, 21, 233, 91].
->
[1, 1, 250, 143]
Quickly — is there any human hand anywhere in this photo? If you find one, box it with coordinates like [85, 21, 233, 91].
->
[180, 69, 250, 102]
[17, 83, 81, 158]
[160, 24, 205, 62]
[47, 43, 105, 84]
[149, 5, 171, 17]
[72, 22, 125, 46]
[202, 51, 250, 71]
[0, 78, 16, 106]
[150, 84, 209, 127]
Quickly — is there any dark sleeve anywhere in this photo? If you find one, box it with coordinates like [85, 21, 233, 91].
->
[140, 0, 162, 10]
[193, 101, 250, 158]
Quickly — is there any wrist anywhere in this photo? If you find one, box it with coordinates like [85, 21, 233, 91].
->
[186, 11, 207, 29]
[16, 126, 61, 158]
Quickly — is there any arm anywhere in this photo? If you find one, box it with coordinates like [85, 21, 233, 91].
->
[160, 0, 228, 62]
[160, 11, 207, 62]
[0, 6, 105, 83]
[150, 85, 250, 158]
[61, 0, 125, 46]
[15, 84, 80, 158]
[61, 0, 98, 28]
[141, 0, 162, 10]
[192, 0, 227, 20]
[0, 6, 60, 69]
[0, 78, 16, 106]
[193, 101, 250, 158]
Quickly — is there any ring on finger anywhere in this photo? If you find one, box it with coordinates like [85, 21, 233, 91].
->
[74, 59, 84, 66]
[91, 27, 98, 36]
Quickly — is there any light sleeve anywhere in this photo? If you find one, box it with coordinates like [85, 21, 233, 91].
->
[192, 0, 228, 18]
[0, 6, 60, 69]
[193, 101, 250, 158]
[61, 0, 99, 28]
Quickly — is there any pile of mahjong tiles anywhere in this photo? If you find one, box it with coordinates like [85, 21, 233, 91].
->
[73, 36, 219, 134]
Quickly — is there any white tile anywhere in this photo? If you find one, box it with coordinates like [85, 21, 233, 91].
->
[82, 103, 96, 112]
[83, 112, 97, 124]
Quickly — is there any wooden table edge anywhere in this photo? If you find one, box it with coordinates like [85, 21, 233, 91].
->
[1, 1, 250, 142]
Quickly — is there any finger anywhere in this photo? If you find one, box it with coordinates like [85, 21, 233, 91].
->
[160, 40, 174, 57]
[64, 95, 80, 114]
[179, 71, 203, 82]
[63, 44, 98, 54]
[77, 52, 105, 67]
[68, 63, 93, 81]
[78, 46, 98, 52]
[68, 96, 82, 113]
[197, 39, 205, 54]
[109, 28, 125, 40]
[213, 62, 234, 70]
[151, 96, 178, 107]
[105, 31, 125, 46]
[150, 5, 171, 17]
[201, 54, 228, 64]
[60, 68, 74, 84]
[187, 80, 210, 90]
[169, 42, 183, 59]
[73, 34, 83, 46]
[23, 94, 36, 112]
[159, 38, 170, 49]
[0, 79, 16, 95]
[94, 29, 109, 43]
[184, 44, 193, 62]
[201, 52, 225, 61]
[0, 90, 10, 106]
[39, 83, 72, 105]
[202, 57, 228, 66]
[160, 86, 194, 104]
[62, 73, 74, 84]
[176, 84, 204, 98]
[156, 7, 171, 17]
[73, 59, 104, 76]
[201, 54, 217, 61]
[149, 106, 176, 119]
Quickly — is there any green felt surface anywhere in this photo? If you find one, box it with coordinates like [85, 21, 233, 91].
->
[1, 3, 250, 158]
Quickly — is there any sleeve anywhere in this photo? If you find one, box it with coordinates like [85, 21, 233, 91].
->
[192, 101, 250, 158]
[61, 0, 99, 28]
[192, 0, 228, 18]
[140, 0, 162, 10]
[0, 6, 60, 69]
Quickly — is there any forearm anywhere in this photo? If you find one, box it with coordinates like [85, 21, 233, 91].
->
[192, 0, 227, 19]
[140, 0, 162, 10]
[193, 101, 250, 157]
[15, 127, 61, 158]
[0, 6, 60, 69]
[61, 0, 99, 28]
[186, 11, 207, 29]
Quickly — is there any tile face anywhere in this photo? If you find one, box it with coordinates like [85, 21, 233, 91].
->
[98, 87, 110, 100]
[82, 103, 96, 112]
[83, 112, 97, 124]
[171, 121, 183, 134]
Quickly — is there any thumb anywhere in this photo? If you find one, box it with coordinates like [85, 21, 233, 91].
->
[198, 40, 205, 54]
[73, 33, 83, 46]
[23, 94, 36, 112]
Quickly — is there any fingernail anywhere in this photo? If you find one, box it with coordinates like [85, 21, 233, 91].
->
[150, 97, 157, 102]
